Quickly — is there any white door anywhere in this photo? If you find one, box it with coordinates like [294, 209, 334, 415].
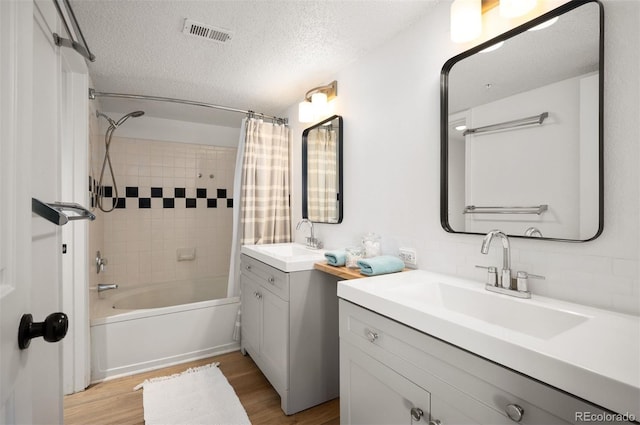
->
[1, 0, 65, 423]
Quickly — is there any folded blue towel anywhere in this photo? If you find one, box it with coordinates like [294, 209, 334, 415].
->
[324, 250, 347, 267]
[357, 255, 405, 276]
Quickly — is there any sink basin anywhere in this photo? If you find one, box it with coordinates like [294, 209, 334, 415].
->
[241, 243, 326, 272]
[438, 283, 590, 339]
[337, 270, 639, 419]
[380, 280, 590, 339]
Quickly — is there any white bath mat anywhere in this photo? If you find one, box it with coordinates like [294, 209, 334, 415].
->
[134, 362, 251, 425]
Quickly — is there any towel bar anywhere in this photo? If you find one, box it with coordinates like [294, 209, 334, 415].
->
[463, 112, 548, 136]
[32, 198, 96, 226]
[463, 205, 548, 215]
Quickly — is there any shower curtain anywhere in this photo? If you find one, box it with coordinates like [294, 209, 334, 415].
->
[306, 126, 337, 223]
[228, 117, 291, 300]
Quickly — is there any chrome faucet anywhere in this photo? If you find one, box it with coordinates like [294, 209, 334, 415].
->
[479, 230, 542, 299]
[296, 219, 321, 249]
[480, 230, 512, 289]
[97, 283, 118, 293]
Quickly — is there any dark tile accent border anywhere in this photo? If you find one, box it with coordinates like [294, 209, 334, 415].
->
[90, 178, 232, 210]
[126, 187, 139, 198]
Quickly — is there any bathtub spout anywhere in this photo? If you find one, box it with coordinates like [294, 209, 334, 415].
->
[97, 283, 118, 293]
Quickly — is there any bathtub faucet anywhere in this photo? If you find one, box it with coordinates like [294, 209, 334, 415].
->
[97, 283, 118, 293]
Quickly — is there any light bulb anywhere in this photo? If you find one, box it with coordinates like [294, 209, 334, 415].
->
[500, 0, 537, 18]
[298, 101, 314, 123]
[311, 92, 329, 118]
[450, 0, 482, 43]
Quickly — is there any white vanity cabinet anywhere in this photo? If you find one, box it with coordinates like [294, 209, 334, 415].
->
[340, 300, 630, 425]
[240, 253, 340, 415]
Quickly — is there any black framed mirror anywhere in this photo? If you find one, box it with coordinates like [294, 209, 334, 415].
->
[302, 115, 343, 224]
[441, 0, 603, 242]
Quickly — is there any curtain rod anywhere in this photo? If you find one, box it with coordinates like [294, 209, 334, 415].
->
[88, 89, 288, 124]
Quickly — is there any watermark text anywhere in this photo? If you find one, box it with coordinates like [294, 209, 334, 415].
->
[575, 412, 636, 422]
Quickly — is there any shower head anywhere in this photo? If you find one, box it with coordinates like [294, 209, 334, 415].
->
[96, 110, 145, 128]
[115, 110, 145, 127]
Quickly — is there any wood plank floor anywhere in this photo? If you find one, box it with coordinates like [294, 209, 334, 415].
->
[64, 351, 339, 425]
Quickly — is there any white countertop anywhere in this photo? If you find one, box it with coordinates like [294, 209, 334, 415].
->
[337, 270, 640, 418]
[241, 242, 326, 272]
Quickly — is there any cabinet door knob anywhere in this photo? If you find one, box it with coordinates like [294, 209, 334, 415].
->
[365, 329, 378, 342]
[505, 404, 524, 422]
[429, 420, 442, 425]
[410, 407, 423, 421]
[246, 265, 251, 271]
[267, 276, 275, 284]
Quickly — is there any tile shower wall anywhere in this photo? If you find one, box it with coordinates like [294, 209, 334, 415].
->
[92, 136, 236, 289]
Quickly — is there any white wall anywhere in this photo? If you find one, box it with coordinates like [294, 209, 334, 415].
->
[285, 0, 640, 316]
[463, 74, 596, 240]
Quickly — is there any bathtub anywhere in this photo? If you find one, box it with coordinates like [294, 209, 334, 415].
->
[90, 276, 240, 382]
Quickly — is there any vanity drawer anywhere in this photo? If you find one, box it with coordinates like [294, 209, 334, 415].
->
[241, 254, 289, 301]
[340, 300, 620, 425]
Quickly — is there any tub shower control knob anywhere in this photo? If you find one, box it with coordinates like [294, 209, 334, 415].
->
[505, 404, 524, 422]
[96, 250, 107, 274]
[18, 312, 68, 350]
[410, 407, 423, 421]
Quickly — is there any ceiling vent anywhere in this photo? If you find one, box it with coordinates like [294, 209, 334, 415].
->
[182, 19, 233, 44]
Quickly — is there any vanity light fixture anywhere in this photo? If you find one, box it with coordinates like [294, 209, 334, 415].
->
[450, 0, 482, 43]
[298, 81, 338, 123]
[451, 0, 539, 43]
[499, 0, 537, 18]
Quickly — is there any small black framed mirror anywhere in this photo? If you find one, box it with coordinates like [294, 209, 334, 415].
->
[302, 115, 343, 224]
[441, 0, 603, 242]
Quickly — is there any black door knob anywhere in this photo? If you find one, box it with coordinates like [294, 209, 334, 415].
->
[18, 312, 68, 350]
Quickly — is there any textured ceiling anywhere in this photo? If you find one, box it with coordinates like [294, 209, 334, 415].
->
[72, 0, 440, 127]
